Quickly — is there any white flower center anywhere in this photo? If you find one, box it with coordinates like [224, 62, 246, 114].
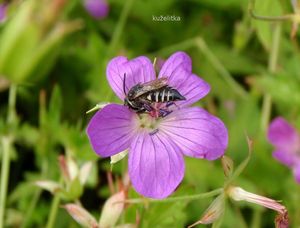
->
[138, 113, 162, 133]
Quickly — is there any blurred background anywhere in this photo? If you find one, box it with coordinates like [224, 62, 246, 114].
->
[1, 0, 300, 227]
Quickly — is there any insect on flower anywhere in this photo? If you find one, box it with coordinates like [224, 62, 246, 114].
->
[86, 51, 228, 199]
[123, 75, 186, 117]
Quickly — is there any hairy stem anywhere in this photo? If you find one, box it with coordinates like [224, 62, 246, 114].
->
[195, 37, 247, 98]
[107, 0, 135, 56]
[124, 188, 223, 204]
[261, 23, 281, 131]
[45, 194, 61, 228]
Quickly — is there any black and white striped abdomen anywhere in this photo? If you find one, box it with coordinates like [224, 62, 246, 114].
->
[144, 87, 186, 103]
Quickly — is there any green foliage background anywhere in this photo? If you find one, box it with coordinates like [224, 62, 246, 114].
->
[1, 0, 300, 227]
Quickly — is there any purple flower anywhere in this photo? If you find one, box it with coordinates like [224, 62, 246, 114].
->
[84, 0, 109, 19]
[267, 117, 300, 183]
[87, 51, 228, 199]
[0, 3, 7, 22]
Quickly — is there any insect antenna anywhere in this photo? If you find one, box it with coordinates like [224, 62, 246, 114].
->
[123, 73, 127, 95]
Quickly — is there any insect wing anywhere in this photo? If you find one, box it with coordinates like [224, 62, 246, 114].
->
[132, 77, 168, 98]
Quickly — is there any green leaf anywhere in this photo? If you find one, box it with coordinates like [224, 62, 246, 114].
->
[141, 201, 187, 228]
[66, 177, 84, 200]
[48, 85, 62, 125]
[252, 0, 282, 50]
[258, 74, 300, 108]
[0, 0, 36, 82]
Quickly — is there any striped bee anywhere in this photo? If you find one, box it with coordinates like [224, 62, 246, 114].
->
[123, 75, 186, 116]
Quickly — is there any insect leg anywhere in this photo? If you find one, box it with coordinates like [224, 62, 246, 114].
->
[143, 103, 153, 112]
[138, 98, 153, 112]
[166, 101, 182, 110]
[159, 109, 172, 117]
[166, 101, 174, 107]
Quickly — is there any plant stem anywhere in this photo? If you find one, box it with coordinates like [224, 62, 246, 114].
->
[0, 137, 12, 228]
[195, 37, 247, 98]
[21, 189, 42, 228]
[268, 24, 281, 73]
[152, 37, 197, 56]
[233, 203, 248, 228]
[124, 188, 223, 204]
[7, 84, 17, 124]
[21, 158, 49, 228]
[107, 0, 135, 56]
[0, 84, 17, 228]
[45, 173, 63, 228]
[250, 208, 262, 228]
[46, 194, 61, 228]
[261, 23, 281, 131]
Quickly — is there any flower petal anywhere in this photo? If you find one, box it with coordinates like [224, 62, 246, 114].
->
[158, 51, 192, 79]
[175, 74, 210, 108]
[273, 150, 298, 167]
[106, 56, 156, 100]
[159, 107, 228, 160]
[84, 0, 109, 19]
[158, 51, 210, 107]
[0, 4, 7, 22]
[86, 104, 138, 157]
[292, 163, 300, 184]
[128, 130, 184, 199]
[267, 117, 299, 152]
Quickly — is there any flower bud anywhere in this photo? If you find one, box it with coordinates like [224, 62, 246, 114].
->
[188, 194, 225, 227]
[58, 155, 79, 182]
[99, 191, 125, 228]
[79, 161, 93, 185]
[67, 156, 79, 181]
[227, 186, 287, 214]
[63, 204, 98, 228]
[221, 155, 234, 177]
[58, 155, 71, 182]
[84, 0, 109, 19]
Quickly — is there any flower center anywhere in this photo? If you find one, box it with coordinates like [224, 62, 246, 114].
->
[138, 113, 161, 133]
